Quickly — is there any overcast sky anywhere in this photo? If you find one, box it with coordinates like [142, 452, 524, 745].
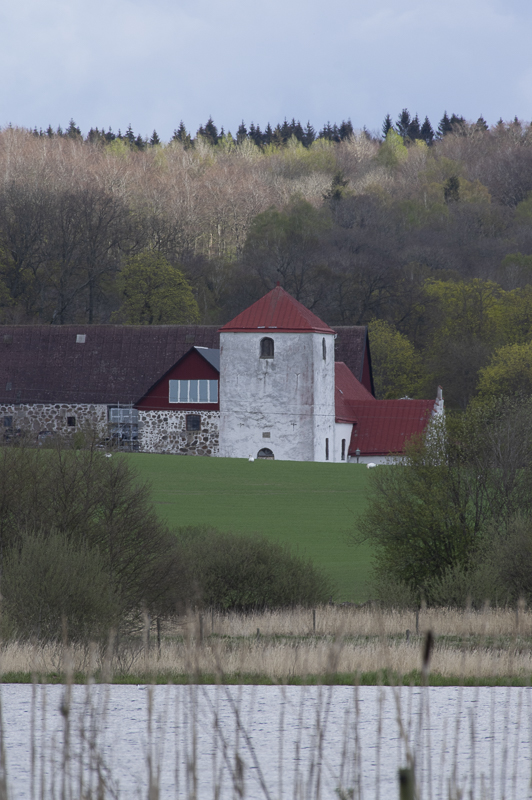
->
[1, 0, 531, 141]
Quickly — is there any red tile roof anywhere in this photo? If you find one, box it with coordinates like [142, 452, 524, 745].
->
[219, 285, 335, 334]
[348, 399, 435, 456]
[335, 362, 375, 423]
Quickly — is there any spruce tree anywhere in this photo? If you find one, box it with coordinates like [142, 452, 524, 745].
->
[302, 121, 315, 148]
[407, 114, 421, 140]
[173, 122, 192, 148]
[263, 123, 274, 145]
[437, 112, 452, 137]
[444, 176, 460, 203]
[280, 119, 290, 142]
[381, 114, 393, 139]
[339, 119, 354, 140]
[420, 116, 434, 145]
[476, 116, 489, 132]
[236, 121, 247, 144]
[66, 119, 82, 139]
[396, 109, 411, 141]
[125, 124, 136, 146]
[292, 119, 304, 142]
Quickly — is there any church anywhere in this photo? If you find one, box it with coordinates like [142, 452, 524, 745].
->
[0, 285, 442, 462]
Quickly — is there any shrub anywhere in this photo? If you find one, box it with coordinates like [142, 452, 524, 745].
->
[1, 530, 120, 642]
[175, 527, 333, 611]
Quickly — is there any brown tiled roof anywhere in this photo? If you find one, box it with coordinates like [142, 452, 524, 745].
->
[348, 400, 435, 456]
[334, 326, 370, 385]
[0, 325, 219, 405]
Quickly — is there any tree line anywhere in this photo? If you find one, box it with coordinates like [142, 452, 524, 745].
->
[1, 117, 532, 406]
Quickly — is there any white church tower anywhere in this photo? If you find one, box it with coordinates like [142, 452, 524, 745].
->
[218, 284, 337, 461]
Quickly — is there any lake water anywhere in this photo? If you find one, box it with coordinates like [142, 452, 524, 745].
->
[1, 683, 531, 799]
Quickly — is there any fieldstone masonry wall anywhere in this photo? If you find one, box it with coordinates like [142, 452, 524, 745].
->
[0, 404, 219, 456]
[138, 410, 219, 455]
[0, 403, 107, 438]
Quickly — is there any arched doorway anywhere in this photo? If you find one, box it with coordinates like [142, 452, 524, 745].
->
[257, 448, 275, 460]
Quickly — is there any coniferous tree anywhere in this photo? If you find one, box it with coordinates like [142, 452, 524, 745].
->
[263, 122, 274, 145]
[318, 122, 333, 140]
[438, 112, 452, 137]
[236, 121, 247, 144]
[302, 121, 315, 148]
[396, 109, 411, 142]
[125, 124, 136, 146]
[46, 125, 55, 137]
[104, 127, 115, 142]
[280, 119, 291, 142]
[66, 119, 82, 139]
[135, 134, 146, 150]
[291, 119, 304, 142]
[339, 119, 354, 140]
[173, 121, 192, 149]
[251, 124, 263, 146]
[444, 176, 460, 203]
[420, 116, 434, 145]
[382, 114, 393, 139]
[450, 113, 466, 134]
[149, 129, 160, 146]
[407, 114, 421, 141]
[476, 116, 489, 132]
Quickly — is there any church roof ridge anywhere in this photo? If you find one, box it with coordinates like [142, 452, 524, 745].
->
[219, 285, 335, 334]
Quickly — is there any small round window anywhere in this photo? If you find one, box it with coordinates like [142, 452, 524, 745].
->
[260, 337, 274, 359]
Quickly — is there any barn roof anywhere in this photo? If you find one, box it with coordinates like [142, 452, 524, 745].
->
[335, 362, 375, 423]
[219, 285, 336, 334]
[348, 400, 436, 456]
[0, 325, 219, 405]
[0, 322, 370, 405]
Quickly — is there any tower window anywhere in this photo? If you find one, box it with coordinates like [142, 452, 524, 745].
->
[325, 438, 329, 461]
[260, 337, 274, 359]
[322, 338, 326, 361]
[341, 439, 346, 461]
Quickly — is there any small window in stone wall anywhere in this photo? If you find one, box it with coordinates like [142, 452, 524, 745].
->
[186, 415, 201, 431]
[4, 416, 12, 428]
[322, 338, 326, 360]
[67, 416, 76, 427]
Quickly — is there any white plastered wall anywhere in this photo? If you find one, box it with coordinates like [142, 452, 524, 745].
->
[219, 331, 336, 461]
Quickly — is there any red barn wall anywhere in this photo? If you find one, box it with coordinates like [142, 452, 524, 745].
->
[135, 350, 220, 412]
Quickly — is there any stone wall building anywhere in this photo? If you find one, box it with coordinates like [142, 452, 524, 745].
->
[0, 287, 441, 460]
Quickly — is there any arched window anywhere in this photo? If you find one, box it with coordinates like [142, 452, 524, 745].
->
[257, 448, 275, 459]
[322, 338, 326, 361]
[260, 337, 274, 359]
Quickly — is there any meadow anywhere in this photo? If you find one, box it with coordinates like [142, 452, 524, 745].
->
[126, 454, 373, 602]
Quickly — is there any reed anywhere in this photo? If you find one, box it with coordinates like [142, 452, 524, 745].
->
[1, 605, 531, 684]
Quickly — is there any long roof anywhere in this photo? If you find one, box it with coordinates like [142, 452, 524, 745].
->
[0, 323, 370, 406]
[0, 325, 219, 405]
[348, 400, 436, 456]
[220, 285, 336, 334]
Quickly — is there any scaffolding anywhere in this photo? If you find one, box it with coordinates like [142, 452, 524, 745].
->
[108, 402, 139, 451]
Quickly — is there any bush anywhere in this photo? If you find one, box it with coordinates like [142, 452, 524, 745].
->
[1, 530, 120, 642]
[175, 527, 333, 611]
[355, 396, 532, 604]
[0, 440, 189, 629]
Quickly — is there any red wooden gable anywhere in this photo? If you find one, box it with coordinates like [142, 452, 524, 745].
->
[135, 348, 220, 412]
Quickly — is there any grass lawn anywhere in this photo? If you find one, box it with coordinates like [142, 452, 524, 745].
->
[125, 454, 374, 602]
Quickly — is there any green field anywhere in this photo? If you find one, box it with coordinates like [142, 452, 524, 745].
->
[125, 454, 374, 602]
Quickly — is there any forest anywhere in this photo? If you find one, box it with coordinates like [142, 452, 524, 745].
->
[1, 112, 532, 408]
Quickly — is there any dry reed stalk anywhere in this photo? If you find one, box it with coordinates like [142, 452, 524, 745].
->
[3, 636, 532, 681]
